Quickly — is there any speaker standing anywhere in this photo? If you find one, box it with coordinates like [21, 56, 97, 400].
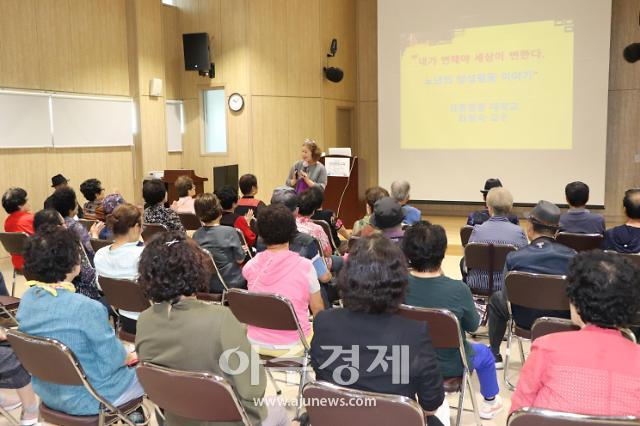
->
[286, 139, 327, 193]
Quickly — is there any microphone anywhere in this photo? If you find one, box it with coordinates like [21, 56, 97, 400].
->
[302, 161, 309, 173]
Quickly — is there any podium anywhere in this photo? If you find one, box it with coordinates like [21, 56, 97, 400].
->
[162, 170, 208, 205]
[319, 156, 364, 229]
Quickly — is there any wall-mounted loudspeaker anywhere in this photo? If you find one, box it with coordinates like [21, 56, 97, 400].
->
[324, 67, 344, 83]
[624, 43, 640, 63]
[183, 33, 210, 71]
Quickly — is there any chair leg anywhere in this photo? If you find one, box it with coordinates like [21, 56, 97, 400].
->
[504, 319, 517, 391]
[11, 270, 16, 297]
[0, 404, 20, 426]
[518, 336, 526, 365]
[0, 306, 17, 326]
[465, 373, 482, 426]
[295, 356, 310, 420]
[454, 370, 466, 426]
[266, 368, 283, 395]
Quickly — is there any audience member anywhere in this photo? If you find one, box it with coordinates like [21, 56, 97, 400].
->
[94, 204, 144, 335]
[308, 186, 351, 249]
[2, 187, 34, 273]
[286, 138, 327, 192]
[265, 188, 332, 284]
[235, 173, 266, 216]
[465, 187, 527, 293]
[50, 187, 103, 262]
[487, 200, 575, 367]
[604, 189, 640, 253]
[362, 197, 405, 243]
[391, 180, 421, 225]
[216, 185, 256, 246]
[0, 327, 38, 425]
[352, 186, 389, 237]
[18, 227, 143, 417]
[467, 178, 519, 226]
[33, 209, 101, 301]
[559, 181, 605, 234]
[169, 175, 196, 214]
[244, 204, 324, 355]
[402, 222, 503, 419]
[142, 179, 185, 232]
[135, 231, 288, 426]
[193, 193, 247, 293]
[311, 235, 447, 426]
[511, 250, 640, 416]
[99, 193, 126, 240]
[44, 174, 84, 218]
[79, 178, 106, 221]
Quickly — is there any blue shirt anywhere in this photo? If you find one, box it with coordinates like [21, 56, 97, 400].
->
[603, 225, 640, 253]
[17, 286, 136, 415]
[559, 208, 605, 235]
[402, 205, 422, 225]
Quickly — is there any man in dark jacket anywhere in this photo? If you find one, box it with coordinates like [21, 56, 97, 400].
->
[559, 181, 605, 234]
[487, 200, 576, 367]
[603, 188, 640, 253]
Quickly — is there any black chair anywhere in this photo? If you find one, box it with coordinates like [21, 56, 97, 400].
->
[508, 407, 640, 426]
[312, 219, 339, 254]
[90, 238, 113, 252]
[141, 223, 168, 243]
[460, 226, 474, 247]
[0, 232, 29, 296]
[556, 232, 603, 252]
[98, 277, 151, 343]
[178, 213, 201, 231]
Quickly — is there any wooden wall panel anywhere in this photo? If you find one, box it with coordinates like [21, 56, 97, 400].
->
[221, 0, 250, 95]
[0, 0, 41, 90]
[356, 0, 378, 102]
[609, 0, 640, 91]
[324, 99, 356, 150]
[286, 0, 322, 98]
[321, 0, 357, 102]
[162, 5, 183, 100]
[36, 0, 75, 93]
[356, 101, 379, 194]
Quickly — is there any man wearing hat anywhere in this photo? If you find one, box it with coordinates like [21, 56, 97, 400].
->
[44, 174, 84, 218]
[487, 200, 576, 367]
[467, 178, 519, 226]
[363, 197, 405, 244]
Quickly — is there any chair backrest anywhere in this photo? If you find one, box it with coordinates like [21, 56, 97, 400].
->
[460, 225, 474, 247]
[98, 276, 151, 313]
[7, 329, 84, 386]
[226, 289, 306, 345]
[606, 250, 640, 269]
[142, 223, 169, 242]
[505, 271, 569, 311]
[178, 213, 201, 231]
[531, 317, 580, 341]
[508, 407, 640, 426]
[90, 238, 112, 253]
[0, 232, 29, 256]
[397, 305, 461, 350]
[199, 248, 228, 290]
[235, 229, 253, 259]
[303, 380, 425, 426]
[312, 237, 329, 268]
[556, 232, 603, 252]
[78, 218, 96, 233]
[464, 242, 517, 271]
[312, 219, 338, 252]
[136, 362, 250, 424]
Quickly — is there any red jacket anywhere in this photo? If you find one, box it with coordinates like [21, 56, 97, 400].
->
[511, 325, 640, 416]
[4, 211, 34, 270]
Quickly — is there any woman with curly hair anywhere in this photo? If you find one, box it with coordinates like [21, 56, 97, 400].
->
[135, 231, 289, 426]
[511, 250, 640, 416]
[17, 227, 143, 417]
[310, 234, 447, 426]
[79, 178, 106, 221]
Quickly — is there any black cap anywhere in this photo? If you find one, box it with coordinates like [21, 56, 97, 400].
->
[481, 178, 503, 194]
[526, 200, 561, 228]
[370, 197, 404, 230]
[51, 174, 69, 188]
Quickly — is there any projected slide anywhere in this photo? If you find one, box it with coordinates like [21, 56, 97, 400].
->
[401, 21, 574, 150]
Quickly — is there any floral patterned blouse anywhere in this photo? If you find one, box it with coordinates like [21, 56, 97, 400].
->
[143, 204, 185, 232]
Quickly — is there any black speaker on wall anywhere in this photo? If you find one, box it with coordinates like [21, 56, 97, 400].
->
[183, 33, 210, 71]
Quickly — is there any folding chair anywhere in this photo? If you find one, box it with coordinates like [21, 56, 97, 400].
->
[312, 219, 339, 254]
[504, 271, 570, 390]
[531, 317, 636, 344]
[90, 238, 113, 253]
[98, 277, 151, 343]
[7, 329, 147, 426]
[556, 232, 603, 252]
[235, 228, 254, 259]
[178, 213, 201, 231]
[0, 232, 29, 296]
[195, 249, 227, 304]
[303, 380, 425, 426]
[605, 250, 640, 269]
[460, 225, 474, 247]
[78, 219, 97, 233]
[397, 305, 481, 426]
[508, 407, 640, 426]
[136, 362, 251, 425]
[226, 288, 310, 419]
[141, 223, 168, 243]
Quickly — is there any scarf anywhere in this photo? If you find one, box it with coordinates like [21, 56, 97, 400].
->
[27, 280, 76, 297]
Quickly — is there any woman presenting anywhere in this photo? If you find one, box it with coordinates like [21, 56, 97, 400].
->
[286, 139, 327, 193]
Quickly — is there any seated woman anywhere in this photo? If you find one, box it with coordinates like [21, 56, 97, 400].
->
[170, 175, 196, 214]
[79, 178, 106, 221]
[243, 204, 324, 355]
[193, 193, 247, 293]
[216, 185, 256, 246]
[352, 186, 389, 237]
[310, 234, 447, 426]
[99, 193, 126, 240]
[402, 222, 502, 419]
[307, 186, 351, 250]
[135, 231, 288, 426]
[2, 187, 34, 295]
[17, 227, 143, 417]
[94, 204, 144, 335]
[34, 209, 101, 301]
[142, 179, 185, 232]
[511, 250, 640, 416]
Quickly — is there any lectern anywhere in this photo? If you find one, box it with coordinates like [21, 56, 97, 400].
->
[319, 156, 364, 229]
[162, 170, 208, 205]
